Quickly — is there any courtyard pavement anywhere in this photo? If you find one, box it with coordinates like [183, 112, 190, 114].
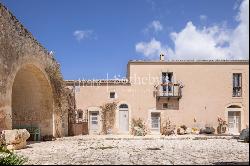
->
[15, 135, 249, 165]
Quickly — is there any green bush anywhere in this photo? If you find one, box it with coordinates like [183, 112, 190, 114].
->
[0, 146, 27, 165]
[131, 118, 147, 136]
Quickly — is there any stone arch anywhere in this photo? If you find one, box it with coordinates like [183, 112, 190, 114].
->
[0, 4, 67, 137]
[11, 64, 54, 139]
[227, 105, 242, 108]
[225, 103, 243, 109]
[119, 104, 129, 109]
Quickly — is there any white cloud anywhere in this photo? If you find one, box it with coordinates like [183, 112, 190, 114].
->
[73, 30, 95, 41]
[199, 15, 207, 21]
[151, 20, 163, 32]
[168, 22, 231, 60]
[229, 0, 249, 59]
[144, 20, 163, 33]
[136, 0, 249, 60]
[135, 38, 167, 59]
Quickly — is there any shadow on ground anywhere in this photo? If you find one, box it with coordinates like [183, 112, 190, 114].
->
[213, 162, 249, 165]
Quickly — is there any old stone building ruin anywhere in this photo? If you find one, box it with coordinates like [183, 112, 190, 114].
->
[0, 3, 68, 139]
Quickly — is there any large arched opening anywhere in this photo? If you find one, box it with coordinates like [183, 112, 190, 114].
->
[11, 64, 54, 140]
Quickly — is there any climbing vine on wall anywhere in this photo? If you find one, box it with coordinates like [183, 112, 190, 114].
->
[45, 61, 67, 137]
[45, 63, 65, 106]
[100, 102, 117, 134]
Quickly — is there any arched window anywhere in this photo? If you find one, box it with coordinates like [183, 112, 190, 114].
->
[119, 104, 128, 109]
[227, 105, 241, 108]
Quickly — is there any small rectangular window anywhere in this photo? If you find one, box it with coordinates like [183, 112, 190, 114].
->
[233, 73, 242, 97]
[78, 112, 83, 119]
[110, 92, 116, 98]
[163, 103, 168, 109]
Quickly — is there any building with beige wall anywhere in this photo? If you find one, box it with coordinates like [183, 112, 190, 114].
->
[66, 56, 249, 135]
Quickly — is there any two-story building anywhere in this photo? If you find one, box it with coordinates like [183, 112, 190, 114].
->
[66, 54, 249, 135]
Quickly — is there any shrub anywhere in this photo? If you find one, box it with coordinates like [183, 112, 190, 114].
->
[42, 135, 56, 141]
[217, 117, 227, 134]
[161, 119, 175, 136]
[0, 146, 27, 165]
[177, 127, 185, 135]
[131, 118, 147, 136]
[180, 125, 187, 131]
[100, 102, 117, 134]
[191, 128, 200, 134]
[239, 128, 249, 143]
[200, 125, 215, 134]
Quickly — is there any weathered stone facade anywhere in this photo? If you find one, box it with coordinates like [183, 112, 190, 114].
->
[0, 3, 68, 138]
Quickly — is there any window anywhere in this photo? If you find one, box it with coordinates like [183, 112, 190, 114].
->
[162, 72, 173, 92]
[119, 104, 128, 109]
[233, 73, 242, 97]
[151, 113, 160, 132]
[163, 103, 168, 109]
[91, 112, 98, 125]
[78, 111, 83, 119]
[110, 92, 116, 98]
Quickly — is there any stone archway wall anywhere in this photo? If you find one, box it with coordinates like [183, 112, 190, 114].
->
[0, 3, 68, 137]
[12, 64, 54, 136]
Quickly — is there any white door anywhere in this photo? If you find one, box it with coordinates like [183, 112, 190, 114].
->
[228, 111, 241, 134]
[151, 113, 160, 133]
[119, 110, 129, 133]
[90, 112, 99, 133]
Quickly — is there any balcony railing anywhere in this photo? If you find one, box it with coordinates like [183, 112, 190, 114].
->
[155, 83, 182, 99]
[233, 86, 242, 97]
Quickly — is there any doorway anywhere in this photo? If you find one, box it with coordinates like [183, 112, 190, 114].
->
[228, 111, 241, 134]
[89, 111, 99, 134]
[119, 104, 129, 133]
[151, 112, 160, 134]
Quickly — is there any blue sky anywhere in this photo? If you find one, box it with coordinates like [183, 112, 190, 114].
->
[1, 0, 249, 80]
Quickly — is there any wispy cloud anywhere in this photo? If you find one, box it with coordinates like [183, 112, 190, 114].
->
[144, 20, 163, 34]
[73, 30, 96, 41]
[136, 0, 249, 60]
[146, 0, 157, 11]
[199, 15, 207, 21]
[135, 38, 167, 59]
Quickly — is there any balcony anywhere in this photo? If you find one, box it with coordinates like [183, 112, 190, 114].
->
[233, 86, 242, 97]
[155, 83, 182, 100]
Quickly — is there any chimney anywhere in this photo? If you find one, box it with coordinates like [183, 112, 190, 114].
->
[160, 53, 165, 61]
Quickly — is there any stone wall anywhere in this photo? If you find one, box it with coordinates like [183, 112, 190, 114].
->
[0, 3, 68, 137]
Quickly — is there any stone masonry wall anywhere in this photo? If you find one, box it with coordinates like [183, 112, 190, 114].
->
[0, 3, 68, 137]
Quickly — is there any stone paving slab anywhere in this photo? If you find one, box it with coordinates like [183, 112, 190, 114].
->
[15, 135, 249, 165]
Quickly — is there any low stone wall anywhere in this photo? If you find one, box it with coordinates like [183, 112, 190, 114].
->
[69, 122, 88, 136]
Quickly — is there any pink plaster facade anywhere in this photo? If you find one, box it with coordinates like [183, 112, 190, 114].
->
[66, 60, 249, 135]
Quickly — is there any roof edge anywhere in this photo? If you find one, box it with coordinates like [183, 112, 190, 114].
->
[128, 59, 249, 63]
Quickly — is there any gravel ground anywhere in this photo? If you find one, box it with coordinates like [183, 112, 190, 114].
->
[15, 135, 249, 165]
